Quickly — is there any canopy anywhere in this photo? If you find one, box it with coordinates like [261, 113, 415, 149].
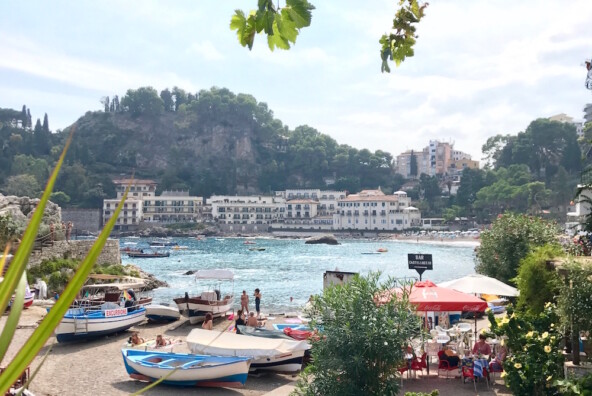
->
[438, 274, 519, 297]
[187, 329, 309, 359]
[408, 280, 488, 312]
[195, 269, 234, 280]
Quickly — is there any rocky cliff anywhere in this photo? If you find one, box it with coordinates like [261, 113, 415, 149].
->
[0, 193, 61, 232]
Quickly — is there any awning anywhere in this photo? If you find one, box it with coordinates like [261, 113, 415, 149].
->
[438, 274, 519, 297]
[195, 269, 234, 280]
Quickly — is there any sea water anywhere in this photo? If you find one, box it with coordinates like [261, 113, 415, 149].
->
[121, 237, 478, 313]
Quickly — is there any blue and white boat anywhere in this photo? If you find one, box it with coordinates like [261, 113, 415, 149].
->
[54, 302, 146, 342]
[121, 349, 251, 388]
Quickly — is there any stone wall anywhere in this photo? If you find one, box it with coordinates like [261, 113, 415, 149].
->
[27, 239, 121, 268]
[61, 208, 102, 234]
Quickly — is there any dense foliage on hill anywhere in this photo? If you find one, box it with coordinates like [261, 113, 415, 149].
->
[0, 86, 586, 224]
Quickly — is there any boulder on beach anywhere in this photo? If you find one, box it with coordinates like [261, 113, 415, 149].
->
[305, 234, 339, 245]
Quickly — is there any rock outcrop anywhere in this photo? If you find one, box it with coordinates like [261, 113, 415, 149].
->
[0, 193, 61, 232]
[126, 264, 168, 290]
[305, 234, 339, 245]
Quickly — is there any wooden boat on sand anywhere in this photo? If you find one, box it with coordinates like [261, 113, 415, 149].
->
[121, 349, 251, 388]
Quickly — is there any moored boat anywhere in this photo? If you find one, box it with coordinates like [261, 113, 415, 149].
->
[121, 349, 251, 388]
[187, 328, 309, 373]
[145, 303, 180, 323]
[54, 302, 146, 342]
[174, 269, 234, 323]
[127, 250, 170, 258]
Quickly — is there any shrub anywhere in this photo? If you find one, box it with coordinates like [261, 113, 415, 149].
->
[488, 304, 563, 396]
[294, 273, 420, 396]
[476, 213, 559, 285]
[515, 245, 562, 315]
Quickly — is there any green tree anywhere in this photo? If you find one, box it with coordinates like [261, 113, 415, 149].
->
[159, 89, 174, 112]
[475, 213, 559, 285]
[295, 273, 420, 396]
[42, 113, 49, 133]
[172, 86, 187, 111]
[2, 174, 41, 198]
[11, 155, 49, 185]
[120, 87, 164, 116]
[49, 191, 71, 207]
[419, 173, 440, 202]
[515, 245, 562, 316]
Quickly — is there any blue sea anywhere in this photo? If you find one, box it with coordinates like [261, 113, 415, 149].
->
[120, 237, 478, 313]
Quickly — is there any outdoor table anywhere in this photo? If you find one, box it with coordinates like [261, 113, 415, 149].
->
[461, 356, 489, 379]
[436, 334, 450, 344]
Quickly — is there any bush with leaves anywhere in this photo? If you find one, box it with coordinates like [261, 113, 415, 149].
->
[487, 304, 564, 396]
[294, 273, 420, 396]
[515, 245, 562, 316]
[555, 372, 592, 396]
[557, 261, 592, 336]
[476, 213, 559, 285]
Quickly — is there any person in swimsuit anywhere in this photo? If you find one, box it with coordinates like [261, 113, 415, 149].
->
[254, 288, 261, 319]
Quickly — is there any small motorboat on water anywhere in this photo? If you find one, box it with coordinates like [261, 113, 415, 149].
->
[172, 245, 189, 250]
[248, 247, 266, 251]
[187, 328, 309, 373]
[149, 241, 178, 247]
[127, 250, 170, 258]
[121, 349, 251, 388]
[243, 240, 256, 245]
[361, 252, 381, 255]
[145, 303, 181, 323]
[377, 248, 388, 253]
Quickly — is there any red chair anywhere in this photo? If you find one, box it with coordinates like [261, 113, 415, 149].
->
[410, 353, 427, 377]
[462, 364, 490, 391]
[437, 351, 459, 378]
[398, 365, 409, 386]
[489, 360, 504, 383]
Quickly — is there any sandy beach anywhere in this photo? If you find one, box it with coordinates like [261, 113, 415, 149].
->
[1, 304, 513, 396]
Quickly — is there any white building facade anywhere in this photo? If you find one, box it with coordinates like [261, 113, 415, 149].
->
[333, 190, 421, 231]
[208, 195, 285, 225]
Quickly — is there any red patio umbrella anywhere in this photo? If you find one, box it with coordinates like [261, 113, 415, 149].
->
[408, 280, 488, 312]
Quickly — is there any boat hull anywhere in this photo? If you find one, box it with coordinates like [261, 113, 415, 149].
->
[174, 298, 232, 316]
[121, 349, 250, 387]
[55, 307, 146, 342]
[250, 351, 305, 372]
[145, 304, 180, 323]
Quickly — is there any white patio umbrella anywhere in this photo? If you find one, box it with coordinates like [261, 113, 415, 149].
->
[438, 274, 519, 297]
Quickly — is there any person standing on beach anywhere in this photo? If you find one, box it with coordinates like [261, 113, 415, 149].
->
[240, 290, 249, 314]
[254, 288, 261, 319]
[66, 221, 73, 242]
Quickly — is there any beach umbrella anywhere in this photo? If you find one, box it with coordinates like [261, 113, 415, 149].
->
[438, 274, 519, 297]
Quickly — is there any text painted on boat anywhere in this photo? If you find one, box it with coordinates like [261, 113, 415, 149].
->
[104, 308, 127, 317]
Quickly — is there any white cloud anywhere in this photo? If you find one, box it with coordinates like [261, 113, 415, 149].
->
[186, 41, 225, 61]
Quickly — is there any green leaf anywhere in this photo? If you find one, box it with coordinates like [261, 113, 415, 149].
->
[278, 9, 299, 43]
[267, 17, 290, 51]
[0, 271, 26, 362]
[230, 10, 248, 46]
[0, 173, 130, 395]
[0, 131, 73, 320]
[285, 0, 315, 28]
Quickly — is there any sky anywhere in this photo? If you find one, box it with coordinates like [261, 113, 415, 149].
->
[1, 0, 592, 161]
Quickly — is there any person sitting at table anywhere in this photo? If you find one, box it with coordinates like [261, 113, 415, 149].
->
[442, 345, 461, 366]
[489, 344, 507, 371]
[472, 334, 492, 356]
[405, 345, 416, 368]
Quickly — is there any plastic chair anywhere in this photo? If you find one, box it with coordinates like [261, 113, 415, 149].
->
[437, 350, 459, 378]
[462, 364, 490, 391]
[426, 341, 440, 364]
[410, 353, 428, 377]
[489, 360, 504, 383]
[435, 325, 448, 335]
[398, 365, 409, 386]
